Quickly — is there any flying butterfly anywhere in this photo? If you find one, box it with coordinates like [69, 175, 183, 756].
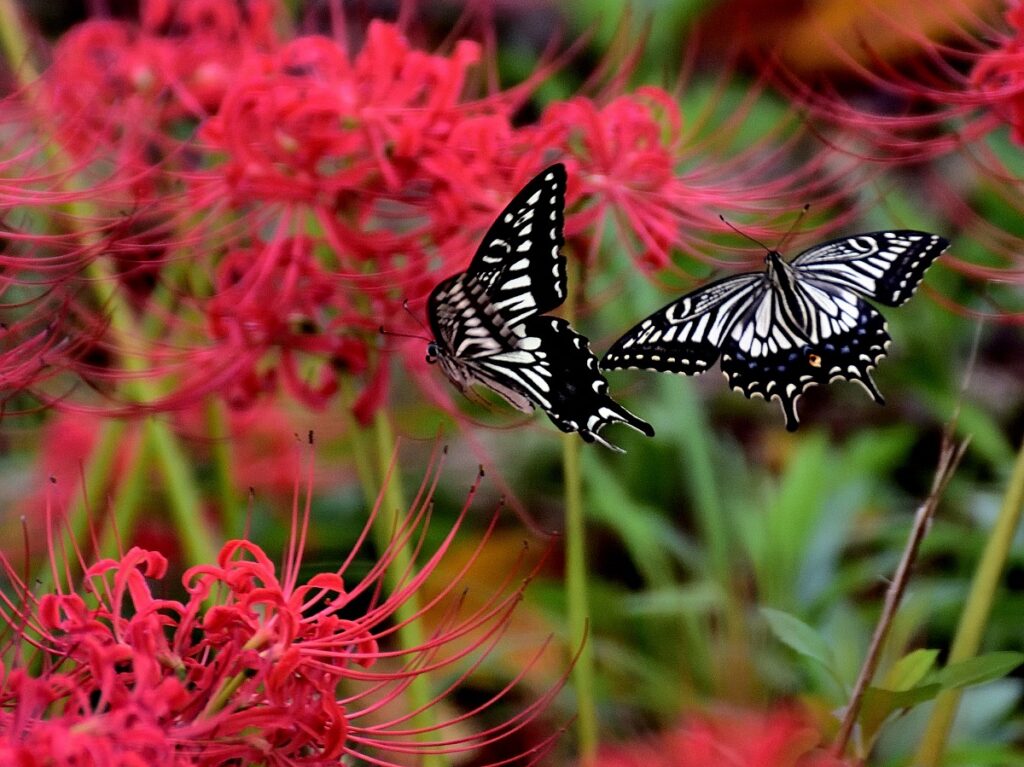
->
[602, 229, 949, 430]
[424, 163, 654, 452]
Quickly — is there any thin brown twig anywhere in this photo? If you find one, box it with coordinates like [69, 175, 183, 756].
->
[832, 432, 969, 757]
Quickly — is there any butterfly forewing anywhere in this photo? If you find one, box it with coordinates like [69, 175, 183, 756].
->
[467, 164, 568, 327]
[602, 274, 766, 375]
[792, 231, 948, 306]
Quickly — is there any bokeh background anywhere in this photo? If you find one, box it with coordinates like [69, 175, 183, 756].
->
[1, 1, 1023, 765]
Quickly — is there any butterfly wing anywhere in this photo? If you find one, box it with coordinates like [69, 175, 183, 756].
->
[522, 317, 653, 451]
[466, 164, 568, 327]
[602, 273, 767, 374]
[426, 164, 652, 450]
[430, 308, 652, 451]
[718, 282, 890, 431]
[427, 272, 519, 364]
[791, 231, 948, 306]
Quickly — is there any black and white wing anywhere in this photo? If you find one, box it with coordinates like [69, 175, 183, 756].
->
[717, 285, 890, 431]
[426, 164, 653, 451]
[791, 230, 948, 306]
[604, 230, 947, 431]
[465, 163, 568, 326]
[602, 273, 766, 374]
[480, 316, 654, 451]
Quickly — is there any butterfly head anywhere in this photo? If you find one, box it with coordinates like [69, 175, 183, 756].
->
[426, 341, 440, 365]
[764, 249, 786, 270]
[765, 249, 798, 288]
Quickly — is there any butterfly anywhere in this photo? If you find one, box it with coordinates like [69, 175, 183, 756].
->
[425, 163, 654, 452]
[602, 231, 949, 430]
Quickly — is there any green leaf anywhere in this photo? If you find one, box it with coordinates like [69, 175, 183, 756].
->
[860, 684, 942, 745]
[882, 648, 940, 691]
[760, 607, 836, 671]
[933, 652, 1024, 690]
[623, 583, 724, 617]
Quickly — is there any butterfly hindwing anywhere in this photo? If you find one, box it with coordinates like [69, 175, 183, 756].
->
[791, 231, 948, 306]
[523, 317, 654, 449]
[720, 296, 889, 430]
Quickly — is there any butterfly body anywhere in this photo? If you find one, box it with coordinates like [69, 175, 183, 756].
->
[426, 164, 654, 451]
[603, 231, 948, 430]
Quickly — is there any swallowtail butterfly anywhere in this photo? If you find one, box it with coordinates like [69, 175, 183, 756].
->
[426, 164, 654, 451]
[603, 231, 949, 430]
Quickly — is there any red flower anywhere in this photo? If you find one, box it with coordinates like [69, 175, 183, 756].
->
[200, 234, 369, 410]
[3, 3, 864, 426]
[45, 0, 277, 154]
[595, 710, 855, 767]
[201, 23, 493, 203]
[971, 4, 1024, 145]
[0, 459, 564, 764]
[767, 3, 1024, 161]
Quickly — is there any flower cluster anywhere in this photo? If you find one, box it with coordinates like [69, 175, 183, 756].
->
[594, 710, 852, 767]
[45, 0, 276, 156]
[971, 4, 1024, 145]
[763, 3, 1024, 319]
[0, 0, 852, 422]
[0, 461, 561, 765]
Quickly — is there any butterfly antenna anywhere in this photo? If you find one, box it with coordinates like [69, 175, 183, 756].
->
[776, 204, 811, 251]
[719, 214, 771, 252]
[379, 327, 432, 343]
[402, 299, 432, 335]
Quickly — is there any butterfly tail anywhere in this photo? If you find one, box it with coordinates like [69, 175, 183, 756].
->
[776, 393, 803, 433]
[573, 399, 655, 453]
[848, 370, 886, 406]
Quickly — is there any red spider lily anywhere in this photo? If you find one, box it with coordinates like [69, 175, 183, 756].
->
[594, 709, 854, 767]
[764, 1, 1016, 163]
[0, 452, 565, 765]
[759, 2, 1024, 317]
[201, 235, 369, 410]
[44, 0, 277, 156]
[1, 0, 868, 427]
[201, 22, 498, 202]
[971, 4, 1024, 144]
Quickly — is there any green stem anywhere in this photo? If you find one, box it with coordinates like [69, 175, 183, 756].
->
[0, 2, 218, 568]
[915, 437, 1024, 766]
[97, 430, 154, 561]
[338, 377, 440, 766]
[561, 257, 597, 763]
[206, 399, 240, 538]
[145, 419, 218, 565]
[564, 432, 597, 764]
[337, 378, 380, 511]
